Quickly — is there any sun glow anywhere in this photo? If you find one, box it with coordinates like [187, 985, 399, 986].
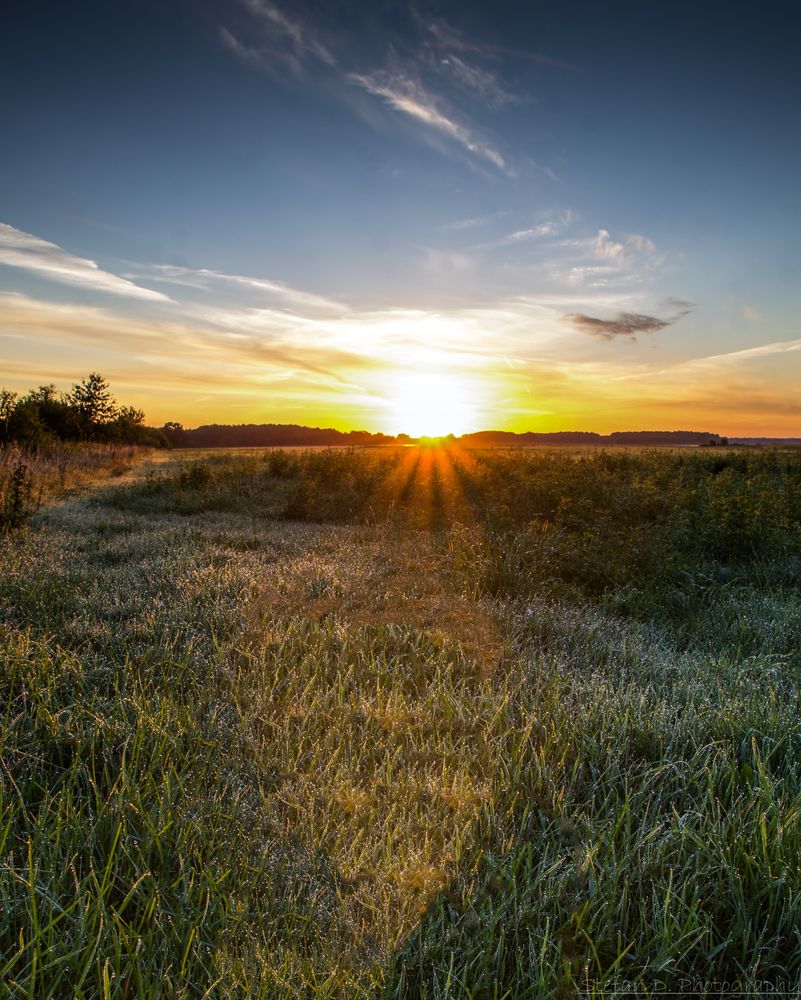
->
[387, 371, 478, 437]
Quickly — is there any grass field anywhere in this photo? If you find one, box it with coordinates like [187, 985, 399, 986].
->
[0, 443, 155, 532]
[2, 444, 801, 997]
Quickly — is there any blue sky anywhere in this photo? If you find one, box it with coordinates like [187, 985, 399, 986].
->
[1, 0, 800, 433]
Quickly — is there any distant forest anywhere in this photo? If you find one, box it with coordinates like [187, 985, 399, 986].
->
[0, 376, 730, 451]
[160, 422, 401, 448]
[160, 422, 726, 449]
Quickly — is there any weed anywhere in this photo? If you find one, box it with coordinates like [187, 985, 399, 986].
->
[0, 461, 36, 531]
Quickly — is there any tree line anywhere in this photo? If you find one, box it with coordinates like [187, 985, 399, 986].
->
[0, 374, 168, 449]
[0, 375, 727, 452]
[159, 422, 401, 448]
[459, 430, 725, 446]
[159, 424, 724, 449]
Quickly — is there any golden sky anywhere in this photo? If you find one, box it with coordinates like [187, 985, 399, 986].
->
[2, 0, 799, 437]
[2, 270, 800, 436]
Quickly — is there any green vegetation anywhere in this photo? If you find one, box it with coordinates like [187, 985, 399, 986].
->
[2, 445, 801, 997]
[0, 442, 153, 533]
[0, 373, 167, 532]
[1, 374, 168, 450]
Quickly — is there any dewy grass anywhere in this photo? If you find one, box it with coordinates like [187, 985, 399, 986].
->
[0, 442, 156, 532]
[2, 445, 801, 996]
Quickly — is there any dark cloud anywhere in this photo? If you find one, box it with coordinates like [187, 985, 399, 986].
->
[564, 312, 671, 341]
[564, 300, 694, 342]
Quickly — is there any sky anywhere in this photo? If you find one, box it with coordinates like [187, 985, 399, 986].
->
[1, 0, 800, 435]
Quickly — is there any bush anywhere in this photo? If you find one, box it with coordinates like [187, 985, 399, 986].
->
[0, 461, 38, 531]
[178, 462, 213, 490]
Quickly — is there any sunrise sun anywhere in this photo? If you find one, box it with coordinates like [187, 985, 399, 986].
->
[388, 371, 477, 437]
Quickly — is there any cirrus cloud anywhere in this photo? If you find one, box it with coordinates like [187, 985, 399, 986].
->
[0, 223, 171, 302]
[348, 71, 507, 172]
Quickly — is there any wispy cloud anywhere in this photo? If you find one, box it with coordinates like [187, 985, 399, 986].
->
[424, 18, 576, 73]
[402, 13, 528, 107]
[0, 280, 575, 399]
[560, 265, 620, 287]
[0, 291, 368, 392]
[221, 5, 515, 173]
[219, 27, 265, 67]
[507, 223, 560, 241]
[741, 304, 762, 321]
[589, 228, 625, 259]
[442, 211, 509, 231]
[423, 248, 475, 274]
[561, 228, 657, 262]
[477, 220, 564, 249]
[548, 227, 663, 288]
[436, 53, 519, 107]
[244, 0, 334, 63]
[221, 0, 334, 76]
[662, 297, 693, 318]
[683, 336, 801, 368]
[625, 233, 657, 254]
[348, 71, 507, 171]
[0, 223, 171, 302]
[128, 263, 345, 312]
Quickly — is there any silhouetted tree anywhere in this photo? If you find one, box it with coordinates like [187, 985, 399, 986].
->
[24, 384, 80, 440]
[161, 421, 188, 447]
[69, 372, 118, 436]
[8, 398, 51, 449]
[0, 374, 166, 449]
[107, 405, 145, 442]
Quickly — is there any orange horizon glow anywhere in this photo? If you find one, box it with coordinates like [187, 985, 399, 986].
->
[4, 367, 801, 439]
[3, 292, 801, 439]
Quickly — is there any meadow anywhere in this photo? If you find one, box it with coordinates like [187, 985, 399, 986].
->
[0, 443, 152, 532]
[2, 444, 801, 997]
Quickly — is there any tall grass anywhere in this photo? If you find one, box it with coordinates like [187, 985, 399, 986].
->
[2, 446, 801, 996]
[0, 442, 150, 531]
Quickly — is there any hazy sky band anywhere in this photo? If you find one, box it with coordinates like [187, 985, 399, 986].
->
[1, 0, 799, 433]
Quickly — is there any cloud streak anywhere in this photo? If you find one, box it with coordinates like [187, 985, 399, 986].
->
[684, 337, 801, 367]
[243, 0, 334, 64]
[436, 53, 519, 107]
[348, 72, 507, 171]
[0, 291, 368, 392]
[424, 18, 577, 73]
[221, 5, 513, 173]
[221, 0, 334, 76]
[0, 223, 171, 302]
[477, 221, 562, 249]
[129, 263, 345, 312]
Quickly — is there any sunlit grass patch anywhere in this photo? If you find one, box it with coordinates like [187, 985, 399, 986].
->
[2, 445, 801, 995]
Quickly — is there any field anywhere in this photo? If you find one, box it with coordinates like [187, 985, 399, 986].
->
[2, 444, 801, 997]
[0, 443, 155, 531]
